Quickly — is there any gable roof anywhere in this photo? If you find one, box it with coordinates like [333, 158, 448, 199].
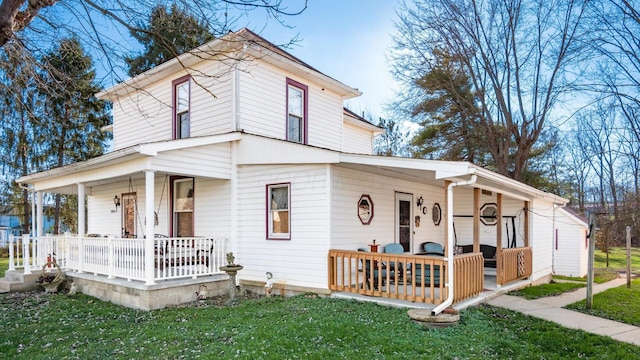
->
[97, 28, 361, 100]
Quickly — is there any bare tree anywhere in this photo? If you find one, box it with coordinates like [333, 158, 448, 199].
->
[392, 0, 588, 181]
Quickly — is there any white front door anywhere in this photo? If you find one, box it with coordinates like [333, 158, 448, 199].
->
[395, 192, 413, 252]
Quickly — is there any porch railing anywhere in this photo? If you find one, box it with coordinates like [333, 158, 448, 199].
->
[499, 247, 532, 285]
[6, 234, 227, 283]
[327, 250, 484, 305]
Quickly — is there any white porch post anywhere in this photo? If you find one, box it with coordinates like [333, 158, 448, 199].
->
[22, 234, 31, 274]
[31, 191, 36, 236]
[144, 170, 156, 285]
[77, 183, 86, 237]
[35, 191, 43, 269]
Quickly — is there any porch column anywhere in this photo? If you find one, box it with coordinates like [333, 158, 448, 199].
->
[36, 191, 43, 236]
[473, 188, 480, 253]
[144, 170, 156, 285]
[31, 191, 36, 236]
[523, 200, 530, 247]
[443, 180, 451, 256]
[496, 193, 503, 284]
[77, 183, 86, 237]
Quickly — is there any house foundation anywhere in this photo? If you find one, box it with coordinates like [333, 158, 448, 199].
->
[67, 273, 230, 310]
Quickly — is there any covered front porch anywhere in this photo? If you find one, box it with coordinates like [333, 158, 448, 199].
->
[327, 160, 538, 307]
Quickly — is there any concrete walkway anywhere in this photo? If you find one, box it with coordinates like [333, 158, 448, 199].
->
[487, 278, 640, 346]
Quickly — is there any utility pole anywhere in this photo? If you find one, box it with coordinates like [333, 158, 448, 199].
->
[627, 226, 632, 289]
[586, 213, 596, 309]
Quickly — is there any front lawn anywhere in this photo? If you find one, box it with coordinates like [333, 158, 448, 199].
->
[508, 281, 585, 299]
[566, 278, 640, 327]
[0, 292, 638, 359]
[595, 247, 640, 270]
[0, 257, 8, 278]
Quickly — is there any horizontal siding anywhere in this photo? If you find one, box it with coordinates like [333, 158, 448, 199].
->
[88, 176, 230, 238]
[342, 122, 373, 154]
[112, 62, 233, 150]
[150, 143, 231, 179]
[331, 166, 445, 254]
[530, 199, 555, 281]
[238, 65, 285, 138]
[236, 164, 329, 288]
[553, 211, 588, 277]
[238, 62, 345, 151]
[194, 178, 231, 237]
[306, 85, 343, 150]
[113, 80, 172, 150]
[190, 69, 233, 135]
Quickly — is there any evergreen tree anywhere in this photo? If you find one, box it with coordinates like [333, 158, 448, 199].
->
[37, 37, 110, 233]
[0, 42, 40, 233]
[125, 4, 215, 77]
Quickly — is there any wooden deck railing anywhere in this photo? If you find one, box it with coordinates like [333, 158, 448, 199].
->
[500, 247, 532, 284]
[328, 250, 484, 305]
[453, 252, 484, 302]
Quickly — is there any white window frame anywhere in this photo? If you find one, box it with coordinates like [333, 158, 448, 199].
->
[267, 183, 291, 240]
[173, 76, 190, 139]
[286, 78, 307, 144]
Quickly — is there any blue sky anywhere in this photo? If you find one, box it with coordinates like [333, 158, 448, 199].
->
[236, 1, 401, 119]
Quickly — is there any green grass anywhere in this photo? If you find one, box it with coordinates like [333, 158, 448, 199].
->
[566, 278, 640, 327]
[508, 281, 585, 299]
[0, 292, 638, 359]
[0, 257, 8, 278]
[594, 247, 640, 269]
[553, 275, 586, 282]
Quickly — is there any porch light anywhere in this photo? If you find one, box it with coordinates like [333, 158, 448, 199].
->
[114, 195, 121, 212]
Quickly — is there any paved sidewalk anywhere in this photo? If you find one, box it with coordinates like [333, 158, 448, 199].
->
[487, 278, 640, 346]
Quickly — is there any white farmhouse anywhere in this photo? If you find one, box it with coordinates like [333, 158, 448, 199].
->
[9, 29, 569, 311]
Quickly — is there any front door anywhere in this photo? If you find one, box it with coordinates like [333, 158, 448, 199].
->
[122, 193, 136, 238]
[395, 192, 413, 252]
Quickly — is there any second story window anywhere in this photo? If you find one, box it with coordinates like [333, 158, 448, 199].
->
[286, 78, 308, 144]
[173, 76, 190, 139]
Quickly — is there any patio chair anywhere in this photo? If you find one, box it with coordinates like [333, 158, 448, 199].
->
[358, 248, 393, 290]
[420, 242, 445, 256]
[413, 262, 441, 286]
[383, 243, 406, 282]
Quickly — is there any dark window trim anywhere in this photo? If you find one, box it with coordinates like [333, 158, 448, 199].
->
[266, 182, 291, 240]
[172, 75, 191, 140]
[285, 78, 308, 144]
[169, 176, 195, 237]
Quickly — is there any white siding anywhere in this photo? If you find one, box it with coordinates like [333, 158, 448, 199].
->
[553, 209, 589, 277]
[87, 176, 231, 238]
[112, 62, 233, 150]
[236, 164, 330, 289]
[238, 62, 345, 151]
[331, 166, 445, 254]
[151, 143, 232, 179]
[529, 199, 556, 281]
[342, 122, 374, 154]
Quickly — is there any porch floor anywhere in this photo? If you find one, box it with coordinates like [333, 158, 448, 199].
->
[330, 275, 531, 312]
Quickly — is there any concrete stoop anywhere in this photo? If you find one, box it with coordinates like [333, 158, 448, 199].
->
[0, 270, 41, 292]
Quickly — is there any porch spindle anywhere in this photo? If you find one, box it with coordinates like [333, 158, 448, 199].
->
[8, 234, 15, 271]
[22, 234, 31, 275]
[108, 236, 115, 279]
